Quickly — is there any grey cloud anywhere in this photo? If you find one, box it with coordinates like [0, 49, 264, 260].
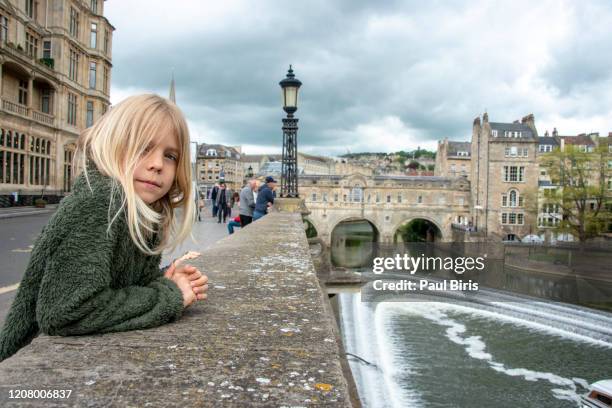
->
[106, 0, 612, 154]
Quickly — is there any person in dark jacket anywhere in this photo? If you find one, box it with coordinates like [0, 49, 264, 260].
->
[210, 184, 219, 217]
[215, 183, 231, 223]
[0, 94, 209, 362]
[254, 176, 277, 221]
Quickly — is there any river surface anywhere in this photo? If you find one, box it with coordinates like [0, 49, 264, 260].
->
[338, 292, 612, 408]
[329, 221, 612, 407]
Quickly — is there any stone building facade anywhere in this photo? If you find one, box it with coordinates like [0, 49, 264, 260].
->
[434, 139, 471, 177]
[0, 0, 113, 206]
[196, 143, 243, 193]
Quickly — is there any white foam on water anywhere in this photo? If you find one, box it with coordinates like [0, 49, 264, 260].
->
[381, 302, 591, 405]
[374, 298, 422, 407]
[338, 293, 421, 408]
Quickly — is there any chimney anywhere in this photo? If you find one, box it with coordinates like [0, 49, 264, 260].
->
[544, 130, 549, 137]
[482, 112, 489, 123]
[552, 127, 558, 137]
[560, 137, 565, 151]
[521, 113, 537, 137]
[521, 114, 534, 126]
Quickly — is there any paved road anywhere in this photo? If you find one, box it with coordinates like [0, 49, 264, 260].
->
[0, 203, 232, 327]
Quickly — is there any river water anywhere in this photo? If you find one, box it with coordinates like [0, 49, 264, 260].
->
[329, 221, 612, 408]
[338, 292, 612, 408]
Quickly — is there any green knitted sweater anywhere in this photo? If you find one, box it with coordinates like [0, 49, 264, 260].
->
[0, 164, 184, 361]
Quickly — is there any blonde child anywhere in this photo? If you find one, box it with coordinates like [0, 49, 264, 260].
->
[0, 94, 208, 361]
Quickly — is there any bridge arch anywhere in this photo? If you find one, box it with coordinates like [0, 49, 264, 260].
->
[330, 217, 380, 268]
[392, 216, 444, 242]
[330, 216, 381, 241]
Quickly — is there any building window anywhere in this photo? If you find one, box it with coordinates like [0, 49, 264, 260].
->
[41, 88, 51, 114]
[509, 190, 517, 206]
[417, 195, 423, 204]
[89, 61, 97, 89]
[70, 7, 79, 38]
[492, 130, 498, 137]
[501, 212, 524, 225]
[18, 80, 28, 105]
[28, 136, 51, 186]
[311, 193, 316, 202]
[69, 49, 80, 81]
[103, 29, 109, 54]
[67, 93, 77, 126]
[503, 166, 525, 182]
[397, 193, 402, 203]
[42, 40, 51, 58]
[90, 23, 97, 48]
[25, 0, 36, 19]
[26, 32, 38, 58]
[350, 186, 363, 202]
[386, 194, 391, 203]
[334, 193, 338, 202]
[539, 145, 550, 153]
[63, 148, 73, 192]
[90, 0, 98, 13]
[86, 101, 94, 127]
[103, 65, 109, 93]
[322, 192, 327, 202]
[0, 15, 8, 43]
[0, 130, 27, 185]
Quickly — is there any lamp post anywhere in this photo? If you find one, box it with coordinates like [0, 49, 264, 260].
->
[279, 65, 302, 198]
[247, 165, 253, 178]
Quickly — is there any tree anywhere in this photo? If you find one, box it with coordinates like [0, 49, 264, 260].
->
[540, 143, 612, 243]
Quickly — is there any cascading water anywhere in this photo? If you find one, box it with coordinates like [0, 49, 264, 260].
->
[337, 291, 612, 408]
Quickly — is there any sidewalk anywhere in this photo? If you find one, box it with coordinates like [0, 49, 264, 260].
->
[161, 205, 235, 266]
[0, 204, 60, 219]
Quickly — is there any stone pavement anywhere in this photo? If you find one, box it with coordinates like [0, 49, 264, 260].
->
[161, 206, 233, 267]
[0, 212, 354, 407]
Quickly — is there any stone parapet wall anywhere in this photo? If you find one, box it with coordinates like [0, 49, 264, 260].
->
[0, 212, 354, 407]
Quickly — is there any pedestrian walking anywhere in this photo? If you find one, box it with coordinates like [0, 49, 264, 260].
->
[210, 184, 219, 217]
[215, 183, 231, 223]
[0, 94, 209, 362]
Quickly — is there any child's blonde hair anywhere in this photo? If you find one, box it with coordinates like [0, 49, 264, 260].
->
[74, 94, 195, 256]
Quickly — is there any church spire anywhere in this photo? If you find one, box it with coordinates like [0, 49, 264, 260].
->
[169, 70, 176, 103]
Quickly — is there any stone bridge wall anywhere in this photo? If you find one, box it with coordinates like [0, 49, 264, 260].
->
[0, 213, 356, 407]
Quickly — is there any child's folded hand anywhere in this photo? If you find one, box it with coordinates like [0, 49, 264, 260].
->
[164, 262, 208, 302]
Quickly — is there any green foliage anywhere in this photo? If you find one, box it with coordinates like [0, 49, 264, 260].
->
[540, 143, 612, 242]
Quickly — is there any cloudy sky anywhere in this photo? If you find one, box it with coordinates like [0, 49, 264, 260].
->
[105, 0, 612, 156]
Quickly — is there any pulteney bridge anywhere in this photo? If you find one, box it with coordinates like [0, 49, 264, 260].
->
[299, 173, 472, 247]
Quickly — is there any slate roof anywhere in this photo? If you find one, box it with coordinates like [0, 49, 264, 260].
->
[447, 141, 471, 157]
[490, 122, 537, 140]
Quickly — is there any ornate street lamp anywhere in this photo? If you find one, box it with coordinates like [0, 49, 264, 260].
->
[247, 165, 254, 178]
[279, 65, 302, 198]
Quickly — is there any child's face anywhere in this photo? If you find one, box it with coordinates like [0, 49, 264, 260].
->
[134, 128, 181, 204]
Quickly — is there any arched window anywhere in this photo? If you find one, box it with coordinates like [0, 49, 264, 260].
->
[509, 190, 517, 207]
[350, 185, 363, 202]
